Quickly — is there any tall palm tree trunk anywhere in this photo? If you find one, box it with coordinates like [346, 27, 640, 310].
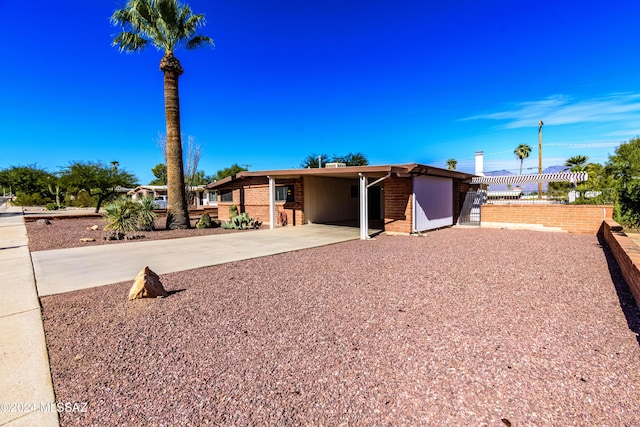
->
[160, 52, 191, 229]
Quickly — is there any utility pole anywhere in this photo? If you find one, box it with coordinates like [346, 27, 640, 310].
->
[538, 120, 544, 200]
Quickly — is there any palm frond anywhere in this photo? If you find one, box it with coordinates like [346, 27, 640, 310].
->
[186, 35, 214, 49]
[111, 0, 212, 54]
[112, 31, 148, 53]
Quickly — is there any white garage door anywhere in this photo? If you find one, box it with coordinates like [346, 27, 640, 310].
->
[413, 176, 453, 232]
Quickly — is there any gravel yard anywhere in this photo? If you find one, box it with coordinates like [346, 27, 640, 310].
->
[25, 216, 259, 252]
[36, 226, 640, 426]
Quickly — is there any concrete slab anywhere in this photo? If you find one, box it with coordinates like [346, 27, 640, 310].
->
[0, 311, 58, 427]
[0, 205, 58, 427]
[33, 224, 366, 296]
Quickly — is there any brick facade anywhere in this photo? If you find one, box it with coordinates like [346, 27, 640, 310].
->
[599, 219, 640, 308]
[383, 176, 413, 233]
[217, 177, 305, 226]
[481, 204, 613, 234]
[214, 172, 471, 234]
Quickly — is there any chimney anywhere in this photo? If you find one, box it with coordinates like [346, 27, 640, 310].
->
[475, 151, 484, 176]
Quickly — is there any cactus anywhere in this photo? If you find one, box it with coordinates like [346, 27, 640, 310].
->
[196, 213, 213, 229]
[222, 212, 262, 230]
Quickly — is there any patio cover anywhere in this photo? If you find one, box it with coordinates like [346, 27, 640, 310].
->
[471, 172, 588, 185]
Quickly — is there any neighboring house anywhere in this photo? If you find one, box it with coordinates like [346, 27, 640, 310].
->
[127, 185, 218, 208]
[206, 163, 476, 238]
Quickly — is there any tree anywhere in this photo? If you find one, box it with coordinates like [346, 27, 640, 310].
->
[212, 163, 248, 181]
[149, 163, 168, 185]
[564, 155, 589, 172]
[300, 152, 369, 168]
[0, 165, 57, 204]
[514, 144, 532, 175]
[335, 152, 369, 166]
[446, 158, 457, 171]
[59, 161, 138, 213]
[301, 153, 329, 168]
[606, 137, 640, 227]
[111, 0, 213, 229]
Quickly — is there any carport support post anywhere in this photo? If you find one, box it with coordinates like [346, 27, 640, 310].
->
[268, 176, 276, 229]
[359, 173, 368, 240]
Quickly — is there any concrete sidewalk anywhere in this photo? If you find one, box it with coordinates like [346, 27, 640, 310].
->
[33, 224, 364, 296]
[0, 205, 58, 426]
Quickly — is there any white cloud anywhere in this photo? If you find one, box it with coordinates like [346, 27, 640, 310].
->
[463, 93, 640, 129]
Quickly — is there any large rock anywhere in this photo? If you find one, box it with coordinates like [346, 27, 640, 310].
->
[128, 266, 169, 300]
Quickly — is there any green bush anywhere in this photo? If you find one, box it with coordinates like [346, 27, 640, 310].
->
[229, 204, 239, 218]
[222, 212, 262, 230]
[66, 189, 98, 208]
[614, 181, 640, 228]
[45, 203, 61, 211]
[196, 213, 213, 229]
[12, 193, 52, 206]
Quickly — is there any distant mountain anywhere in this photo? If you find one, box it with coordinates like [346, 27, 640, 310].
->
[483, 165, 567, 191]
[543, 165, 568, 174]
[484, 169, 514, 176]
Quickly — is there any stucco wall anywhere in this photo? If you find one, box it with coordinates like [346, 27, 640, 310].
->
[304, 176, 358, 223]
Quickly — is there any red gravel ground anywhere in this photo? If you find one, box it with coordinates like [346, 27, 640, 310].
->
[25, 217, 260, 252]
[37, 227, 640, 426]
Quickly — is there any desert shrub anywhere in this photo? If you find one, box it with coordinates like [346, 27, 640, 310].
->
[222, 212, 262, 230]
[196, 213, 212, 229]
[103, 197, 157, 239]
[45, 203, 61, 211]
[135, 195, 158, 231]
[229, 204, 239, 218]
[67, 189, 98, 208]
[12, 193, 52, 206]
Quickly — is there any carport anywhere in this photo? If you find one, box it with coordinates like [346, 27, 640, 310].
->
[206, 164, 475, 239]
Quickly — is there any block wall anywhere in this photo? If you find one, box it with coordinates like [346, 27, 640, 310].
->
[599, 219, 640, 308]
[481, 204, 613, 234]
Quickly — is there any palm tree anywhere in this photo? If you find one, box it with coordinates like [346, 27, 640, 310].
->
[111, 0, 213, 229]
[446, 158, 457, 171]
[564, 155, 589, 172]
[514, 144, 532, 175]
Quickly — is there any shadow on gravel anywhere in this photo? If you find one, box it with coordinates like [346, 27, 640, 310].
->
[598, 235, 640, 348]
[167, 289, 186, 296]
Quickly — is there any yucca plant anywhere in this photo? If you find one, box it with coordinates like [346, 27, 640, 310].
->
[135, 195, 158, 231]
[104, 198, 139, 239]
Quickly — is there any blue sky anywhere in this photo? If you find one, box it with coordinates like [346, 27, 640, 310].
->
[1, 0, 639, 184]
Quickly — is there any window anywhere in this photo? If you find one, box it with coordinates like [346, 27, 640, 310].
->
[207, 190, 218, 205]
[275, 185, 294, 202]
[220, 189, 233, 202]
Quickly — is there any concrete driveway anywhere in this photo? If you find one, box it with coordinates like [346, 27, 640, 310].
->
[32, 224, 367, 296]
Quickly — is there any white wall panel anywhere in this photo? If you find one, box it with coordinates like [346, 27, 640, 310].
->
[413, 176, 453, 231]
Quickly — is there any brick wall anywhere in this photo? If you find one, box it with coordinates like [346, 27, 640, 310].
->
[481, 204, 613, 234]
[217, 177, 304, 226]
[384, 176, 413, 233]
[599, 219, 640, 308]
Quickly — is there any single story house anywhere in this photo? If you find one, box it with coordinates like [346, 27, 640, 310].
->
[206, 163, 476, 239]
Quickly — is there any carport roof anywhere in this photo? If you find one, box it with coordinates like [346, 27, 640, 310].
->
[206, 163, 475, 189]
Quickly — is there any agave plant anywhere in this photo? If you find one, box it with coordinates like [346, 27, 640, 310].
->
[135, 195, 158, 231]
[104, 198, 139, 238]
